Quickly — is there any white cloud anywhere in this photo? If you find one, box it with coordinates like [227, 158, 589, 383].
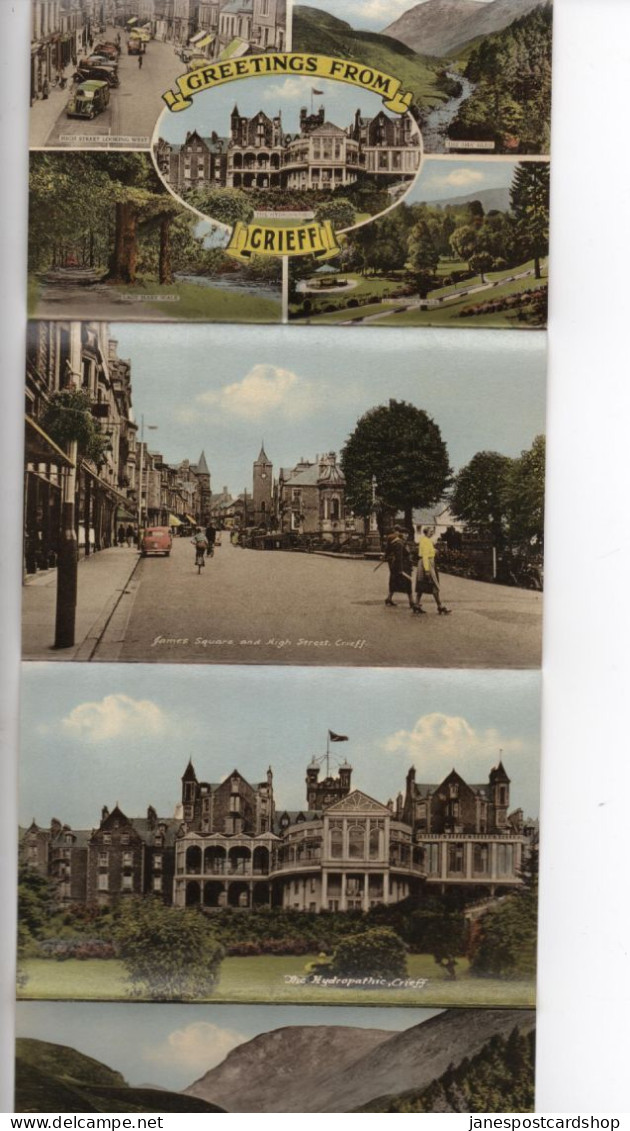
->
[383, 713, 525, 781]
[261, 76, 318, 103]
[195, 364, 312, 420]
[143, 1022, 245, 1076]
[343, 0, 420, 24]
[61, 694, 169, 744]
[441, 169, 486, 188]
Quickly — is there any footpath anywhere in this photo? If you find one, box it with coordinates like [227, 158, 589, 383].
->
[22, 546, 140, 661]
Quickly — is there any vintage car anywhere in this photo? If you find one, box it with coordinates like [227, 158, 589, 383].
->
[187, 55, 208, 71]
[93, 42, 120, 59]
[75, 62, 120, 87]
[140, 526, 172, 557]
[66, 80, 110, 119]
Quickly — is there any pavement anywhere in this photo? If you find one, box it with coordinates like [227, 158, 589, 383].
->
[22, 546, 140, 661]
[39, 537, 547, 669]
[29, 28, 184, 148]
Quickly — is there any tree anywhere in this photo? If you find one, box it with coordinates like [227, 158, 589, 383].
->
[450, 451, 514, 550]
[42, 389, 112, 471]
[505, 435, 545, 551]
[330, 927, 408, 979]
[416, 911, 468, 980]
[406, 220, 439, 296]
[115, 898, 224, 1000]
[469, 250, 494, 284]
[341, 399, 451, 531]
[510, 162, 550, 279]
[314, 197, 356, 231]
[187, 186, 255, 228]
[470, 851, 538, 979]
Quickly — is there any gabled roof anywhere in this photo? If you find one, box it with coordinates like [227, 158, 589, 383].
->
[324, 789, 392, 816]
[308, 122, 347, 137]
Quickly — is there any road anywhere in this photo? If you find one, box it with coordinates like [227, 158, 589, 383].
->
[37, 29, 183, 148]
[94, 538, 542, 668]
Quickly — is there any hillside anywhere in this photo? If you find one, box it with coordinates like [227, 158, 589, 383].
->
[185, 1011, 535, 1113]
[426, 186, 511, 211]
[384, 0, 548, 58]
[292, 6, 449, 108]
[185, 1025, 392, 1112]
[15, 1040, 225, 1114]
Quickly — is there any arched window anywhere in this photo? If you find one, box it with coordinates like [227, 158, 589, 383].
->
[369, 825, 381, 859]
[348, 823, 365, 859]
[330, 824, 343, 858]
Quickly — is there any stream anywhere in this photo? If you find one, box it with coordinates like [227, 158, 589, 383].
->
[421, 72, 476, 155]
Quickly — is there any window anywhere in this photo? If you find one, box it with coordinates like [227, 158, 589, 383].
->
[98, 852, 108, 867]
[154, 853, 162, 871]
[496, 843, 514, 876]
[473, 844, 489, 874]
[122, 852, 133, 867]
[369, 825, 381, 859]
[121, 835, 129, 845]
[153, 876, 162, 892]
[348, 823, 365, 859]
[447, 844, 465, 874]
[103, 835, 111, 845]
[121, 874, 133, 891]
[328, 899, 339, 911]
[97, 874, 108, 891]
[330, 824, 343, 858]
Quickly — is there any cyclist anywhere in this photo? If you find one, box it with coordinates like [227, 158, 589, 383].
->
[191, 528, 208, 569]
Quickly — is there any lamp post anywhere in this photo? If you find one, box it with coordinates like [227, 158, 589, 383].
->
[366, 473, 382, 556]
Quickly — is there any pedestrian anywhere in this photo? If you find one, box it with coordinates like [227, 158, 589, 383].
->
[42, 77, 50, 100]
[117, 523, 125, 547]
[205, 522, 217, 558]
[413, 526, 451, 615]
[138, 53, 143, 69]
[384, 526, 415, 610]
[125, 524, 135, 548]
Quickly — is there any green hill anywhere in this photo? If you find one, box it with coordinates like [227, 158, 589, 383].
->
[15, 1040, 225, 1114]
[292, 6, 449, 109]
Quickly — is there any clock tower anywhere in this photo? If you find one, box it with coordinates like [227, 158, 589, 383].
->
[253, 442, 273, 529]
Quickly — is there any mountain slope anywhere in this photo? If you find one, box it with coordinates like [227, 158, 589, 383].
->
[384, 0, 548, 58]
[185, 1025, 392, 1112]
[186, 1011, 535, 1113]
[293, 6, 447, 108]
[15, 1040, 225, 1114]
[425, 186, 511, 211]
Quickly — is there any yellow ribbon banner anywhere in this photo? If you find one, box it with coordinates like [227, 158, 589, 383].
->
[226, 219, 340, 261]
[163, 53, 413, 116]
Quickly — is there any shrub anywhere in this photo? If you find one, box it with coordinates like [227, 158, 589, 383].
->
[330, 927, 408, 980]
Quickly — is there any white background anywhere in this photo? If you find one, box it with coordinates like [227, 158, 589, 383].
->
[1, 0, 630, 1115]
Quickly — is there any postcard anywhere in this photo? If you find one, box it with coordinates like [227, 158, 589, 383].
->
[15, 1001, 536, 1112]
[18, 664, 539, 1009]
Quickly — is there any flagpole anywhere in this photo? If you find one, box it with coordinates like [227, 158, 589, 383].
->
[326, 730, 330, 777]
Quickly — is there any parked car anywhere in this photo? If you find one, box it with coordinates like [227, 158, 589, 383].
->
[140, 527, 172, 557]
[75, 63, 120, 88]
[93, 42, 120, 59]
[66, 80, 110, 119]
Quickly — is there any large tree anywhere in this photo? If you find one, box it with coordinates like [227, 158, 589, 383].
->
[506, 435, 545, 551]
[406, 220, 440, 296]
[450, 451, 514, 550]
[510, 162, 550, 279]
[341, 399, 451, 531]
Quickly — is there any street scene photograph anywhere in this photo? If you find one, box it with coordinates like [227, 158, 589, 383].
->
[30, 0, 288, 150]
[15, 1001, 536, 1112]
[153, 75, 422, 236]
[27, 151, 283, 322]
[292, 0, 552, 156]
[288, 156, 549, 328]
[22, 320, 545, 668]
[18, 663, 540, 1009]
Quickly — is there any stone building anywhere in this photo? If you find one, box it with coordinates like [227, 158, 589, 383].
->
[278, 452, 350, 541]
[30, 1, 94, 104]
[252, 443, 273, 528]
[24, 321, 137, 575]
[157, 106, 420, 196]
[21, 754, 527, 911]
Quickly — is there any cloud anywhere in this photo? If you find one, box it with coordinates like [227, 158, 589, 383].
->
[143, 1022, 245, 1076]
[422, 168, 486, 193]
[194, 364, 313, 420]
[261, 76, 318, 103]
[383, 713, 525, 780]
[61, 694, 169, 744]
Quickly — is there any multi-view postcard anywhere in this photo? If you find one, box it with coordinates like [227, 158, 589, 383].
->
[18, 664, 539, 1010]
[19, 0, 552, 1114]
[27, 0, 551, 327]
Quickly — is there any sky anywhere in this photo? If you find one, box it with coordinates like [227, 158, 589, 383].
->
[16, 1002, 441, 1092]
[156, 74, 392, 146]
[294, 0, 487, 34]
[408, 156, 522, 205]
[20, 664, 541, 827]
[110, 322, 546, 497]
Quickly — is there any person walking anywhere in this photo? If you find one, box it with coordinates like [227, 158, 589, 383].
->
[414, 526, 451, 615]
[384, 526, 415, 610]
[125, 524, 135, 548]
[205, 522, 217, 558]
[117, 523, 125, 547]
[138, 53, 143, 69]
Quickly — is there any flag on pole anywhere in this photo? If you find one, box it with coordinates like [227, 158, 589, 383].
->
[328, 730, 349, 742]
[312, 88, 324, 95]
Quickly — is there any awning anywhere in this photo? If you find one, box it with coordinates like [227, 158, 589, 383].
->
[185, 514, 197, 525]
[126, 17, 138, 25]
[195, 32, 215, 48]
[116, 506, 136, 521]
[219, 37, 250, 60]
[169, 514, 183, 527]
[25, 416, 75, 468]
[189, 30, 207, 44]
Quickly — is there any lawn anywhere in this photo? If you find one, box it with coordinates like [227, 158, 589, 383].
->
[290, 272, 406, 319]
[18, 954, 535, 1007]
[384, 275, 547, 328]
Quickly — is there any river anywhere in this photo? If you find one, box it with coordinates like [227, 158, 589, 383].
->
[174, 273, 281, 304]
[421, 72, 476, 155]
